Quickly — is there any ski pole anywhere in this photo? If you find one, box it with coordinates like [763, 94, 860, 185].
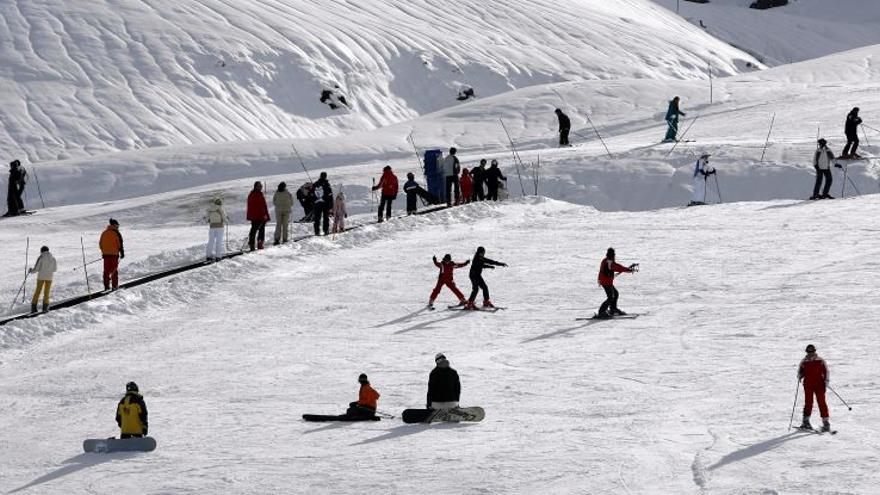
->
[788, 379, 801, 430]
[72, 258, 102, 271]
[585, 113, 613, 159]
[847, 174, 862, 196]
[827, 385, 853, 411]
[498, 118, 527, 197]
[292, 144, 313, 183]
[9, 273, 29, 311]
[31, 166, 46, 209]
[759, 113, 776, 164]
[80, 237, 92, 298]
[714, 174, 723, 203]
[841, 163, 849, 198]
[666, 116, 699, 157]
[862, 124, 870, 146]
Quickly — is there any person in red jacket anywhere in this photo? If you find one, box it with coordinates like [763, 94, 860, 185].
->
[460, 168, 473, 204]
[371, 166, 399, 223]
[798, 344, 831, 431]
[596, 247, 638, 318]
[246, 181, 270, 251]
[428, 254, 470, 309]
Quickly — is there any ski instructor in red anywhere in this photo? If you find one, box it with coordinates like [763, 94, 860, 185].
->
[798, 344, 831, 432]
[596, 247, 637, 318]
[428, 254, 469, 309]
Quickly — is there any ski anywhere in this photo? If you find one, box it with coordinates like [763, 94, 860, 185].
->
[794, 426, 837, 435]
[576, 313, 641, 321]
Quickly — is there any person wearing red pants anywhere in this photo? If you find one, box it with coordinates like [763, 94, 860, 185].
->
[798, 344, 831, 432]
[99, 218, 125, 291]
[428, 254, 469, 310]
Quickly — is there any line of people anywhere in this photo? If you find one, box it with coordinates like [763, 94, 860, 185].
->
[442, 148, 508, 205]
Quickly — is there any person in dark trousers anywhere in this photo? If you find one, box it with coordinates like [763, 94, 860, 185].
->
[596, 247, 637, 318]
[798, 344, 831, 432]
[556, 108, 571, 146]
[116, 382, 148, 439]
[403, 173, 420, 215]
[471, 159, 486, 202]
[5, 159, 27, 216]
[99, 219, 125, 290]
[443, 147, 461, 206]
[371, 165, 399, 222]
[296, 182, 315, 222]
[484, 160, 506, 201]
[246, 181, 270, 251]
[812, 139, 835, 200]
[664, 96, 686, 142]
[842, 107, 862, 159]
[312, 172, 333, 235]
[466, 246, 506, 309]
[427, 353, 461, 410]
[346, 374, 380, 419]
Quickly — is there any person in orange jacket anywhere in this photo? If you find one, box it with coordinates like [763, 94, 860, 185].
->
[460, 168, 473, 204]
[346, 374, 380, 418]
[596, 247, 638, 318]
[99, 218, 125, 290]
[371, 166, 399, 222]
[428, 254, 469, 310]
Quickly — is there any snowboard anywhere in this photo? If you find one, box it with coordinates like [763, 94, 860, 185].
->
[402, 407, 485, 424]
[576, 313, 641, 321]
[302, 414, 381, 422]
[83, 436, 156, 453]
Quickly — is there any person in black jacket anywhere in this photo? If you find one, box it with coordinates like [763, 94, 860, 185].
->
[484, 160, 506, 201]
[842, 107, 862, 159]
[427, 353, 461, 410]
[555, 109, 571, 147]
[312, 172, 333, 236]
[471, 159, 486, 202]
[5, 159, 27, 217]
[466, 246, 507, 309]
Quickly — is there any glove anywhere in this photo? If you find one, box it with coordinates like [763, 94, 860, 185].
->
[433, 256, 437, 261]
[500, 263, 508, 267]
[120, 251, 125, 260]
[834, 163, 843, 169]
[143, 426, 148, 436]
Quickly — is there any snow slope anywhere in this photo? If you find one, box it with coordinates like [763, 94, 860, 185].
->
[0, 0, 760, 162]
[1, 198, 879, 494]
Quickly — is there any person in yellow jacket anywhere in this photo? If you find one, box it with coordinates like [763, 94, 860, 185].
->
[29, 245, 57, 313]
[116, 382, 148, 438]
[99, 219, 125, 290]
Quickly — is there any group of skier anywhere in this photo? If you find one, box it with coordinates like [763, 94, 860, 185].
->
[441, 148, 508, 205]
[427, 247, 507, 310]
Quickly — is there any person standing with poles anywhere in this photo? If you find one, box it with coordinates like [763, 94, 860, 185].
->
[246, 182, 270, 251]
[312, 172, 333, 236]
[663, 96, 686, 142]
[29, 246, 57, 313]
[485, 160, 507, 201]
[205, 197, 228, 261]
[841, 107, 862, 159]
[272, 182, 293, 245]
[100, 219, 124, 291]
[811, 139, 835, 200]
[465, 246, 506, 310]
[555, 108, 571, 147]
[443, 147, 461, 207]
[371, 166, 399, 222]
[596, 247, 638, 319]
[688, 153, 716, 206]
[5, 159, 28, 217]
[797, 344, 831, 432]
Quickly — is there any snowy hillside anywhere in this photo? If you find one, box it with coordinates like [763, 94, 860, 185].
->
[0, 0, 760, 162]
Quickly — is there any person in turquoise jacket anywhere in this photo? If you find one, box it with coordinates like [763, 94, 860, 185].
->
[664, 96, 686, 142]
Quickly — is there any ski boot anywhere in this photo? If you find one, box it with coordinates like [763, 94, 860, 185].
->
[427, 301, 435, 310]
[821, 419, 831, 433]
[31, 303, 38, 314]
[257, 241, 265, 250]
[42, 303, 49, 313]
[799, 416, 812, 430]
[464, 301, 477, 311]
[821, 194, 835, 200]
[482, 300, 495, 309]
[852, 153, 863, 159]
[595, 311, 612, 319]
[809, 195, 820, 201]
[612, 309, 627, 316]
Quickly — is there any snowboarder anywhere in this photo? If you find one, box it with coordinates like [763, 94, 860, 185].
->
[664, 96, 686, 142]
[29, 246, 56, 313]
[466, 246, 507, 309]
[460, 168, 473, 204]
[689, 153, 716, 206]
[5, 159, 27, 216]
[332, 191, 347, 233]
[556, 108, 571, 146]
[443, 147, 461, 206]
[246, 182, 270, 251]
[428, 254, 470, 309]
[116, 382, 148, 439]
[798, 344, 831, 432]
[312, 172, 333, 236]
[346, 374, 381, 419]
[99, 219, 124, 291]
[272, 182, 293, 245]
[811, 139, 835, 200]
[427, 353, 461, 410]
[596, 247, 637, 319]
[471, 160, 486, 202]
[296, 182, 315, 222]
[404, 173, 421, 215]
[205, 197, 228, 261]
[484, 160, 507, 201]
[372, 166, 399, 222]
[841, 107, 862, 159]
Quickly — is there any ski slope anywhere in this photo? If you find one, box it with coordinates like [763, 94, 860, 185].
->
[1, 198, 879, 494]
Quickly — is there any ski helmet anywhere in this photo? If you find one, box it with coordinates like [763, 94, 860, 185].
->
[607, 247, 615, 259]
[358, 373, 368, 383]
[10, 159, 20, 168]
[435, 353, 447, 363]
[817, 138, 827, 146]
[476, 246, 486, 255]
[480, 159, 487, 165]
[449, 147, 457, 155]
[126, 381, 139, 392]
[805, 344, 816, 353]
[109, 218, 119, 226]
[407, 172, 415, 180]
[491, 159, 498, 166]
[443, 254, 452, 262]
[40, 246, 49, 252]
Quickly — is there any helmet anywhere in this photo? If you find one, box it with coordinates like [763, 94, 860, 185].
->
[442, 254, 452, 262]
[126, 381, 139, 392]
[491, 159, 498, 166]
[476, 246, 486, 255]
[358, 373, 368, 383]
[805, 344, 816, 353]
[449, 147, 457, 154]
[606, 247, 615, 258]
[435, 353, 447, 363]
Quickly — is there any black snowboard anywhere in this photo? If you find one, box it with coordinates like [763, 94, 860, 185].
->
[402, 407, 485, 424]
[302, 414, 380, 422]
[83, 436, 156, 453]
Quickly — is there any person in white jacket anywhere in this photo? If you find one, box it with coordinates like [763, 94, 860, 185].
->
[442, 147, 461, 207]
[689, 153, 716, 206]
[332, 191, 348, 233]
[811, 139, 835, 200]
[29, 246, 57, 313]
[205, 197, 228, 261]
[272, 182, 294, 245]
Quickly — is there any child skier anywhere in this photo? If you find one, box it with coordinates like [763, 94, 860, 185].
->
[798, 344, 831, 432]
[465, 247, 507, 310]
[596, 247, 638, 318]
[460, 168, 473, 204]
[346, 374, 380, 419]
[428, 254, 470, 309]
[332, 191, 347, 233]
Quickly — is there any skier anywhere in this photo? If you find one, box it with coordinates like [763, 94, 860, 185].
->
[841, 107, 862, 159]
[556, 108, 571, 147]
[331, 191, 347, 233]
[798, 344, 831, 432]
[5, 159, 27, 216]
[811, 139, 835, 200]
[246, 182, 270, 251]
[460, 168, 473, 204]
[596, 247, 637, 319]
[484, 160, 507, 201]
[371, 165, 399, 222]
[466, 246, 507, 310]
[116, 381, 148, 439]
[205, 197, 228, 261]
[99, 219, 124, 291]
[312, 172, 333, 236]
[427, 353, 461, 410]
[346, 373, 381, 419]
[688, 153, 716, 206]
[664, 96, 686, 142]
[272, 182, 293, 245]
[296, 182, 315, 222]
[443, 147, 461, 206]
[428, 254, 470, 309]
[29, 246, 56, 313]
[471, 159, 486, 202]
[403, 173, 421, 215]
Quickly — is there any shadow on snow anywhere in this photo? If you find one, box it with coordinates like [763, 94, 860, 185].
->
[351, 423, 477, 446]
[708, 431, 813, 472]
[8, 452, 139, 493]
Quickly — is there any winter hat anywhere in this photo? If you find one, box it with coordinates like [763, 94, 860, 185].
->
[555, 108, 562, 113]
[435, 353, 447, 363]
[852, 107, 860, 113]
[10, 159, 20, 168]
[449, 147, 457, 155]
[40, 246, 49, 252]
[607, 247, 616, 258]
[805, 344, 816, 353]
[407, 172, 415, 180]
[443, 254, 452, 262]
[700, 152, 711, 159]
[383, 165, 392, 172]
[476, 246, 486, 255]
[817, 138, 827, 146]
[320, 172, 327, 180]
[358, 373, 369, 383]
[126, 381, 139, 392]
[491, 159, 498, 166]
[480, 159, 487, 165]
[278, 182, 287, 191]
[214, 197, 223, 205]
[109, 218, 119, 226]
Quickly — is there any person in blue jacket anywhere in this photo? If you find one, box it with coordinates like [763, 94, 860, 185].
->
[664, 96, 686, 142]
